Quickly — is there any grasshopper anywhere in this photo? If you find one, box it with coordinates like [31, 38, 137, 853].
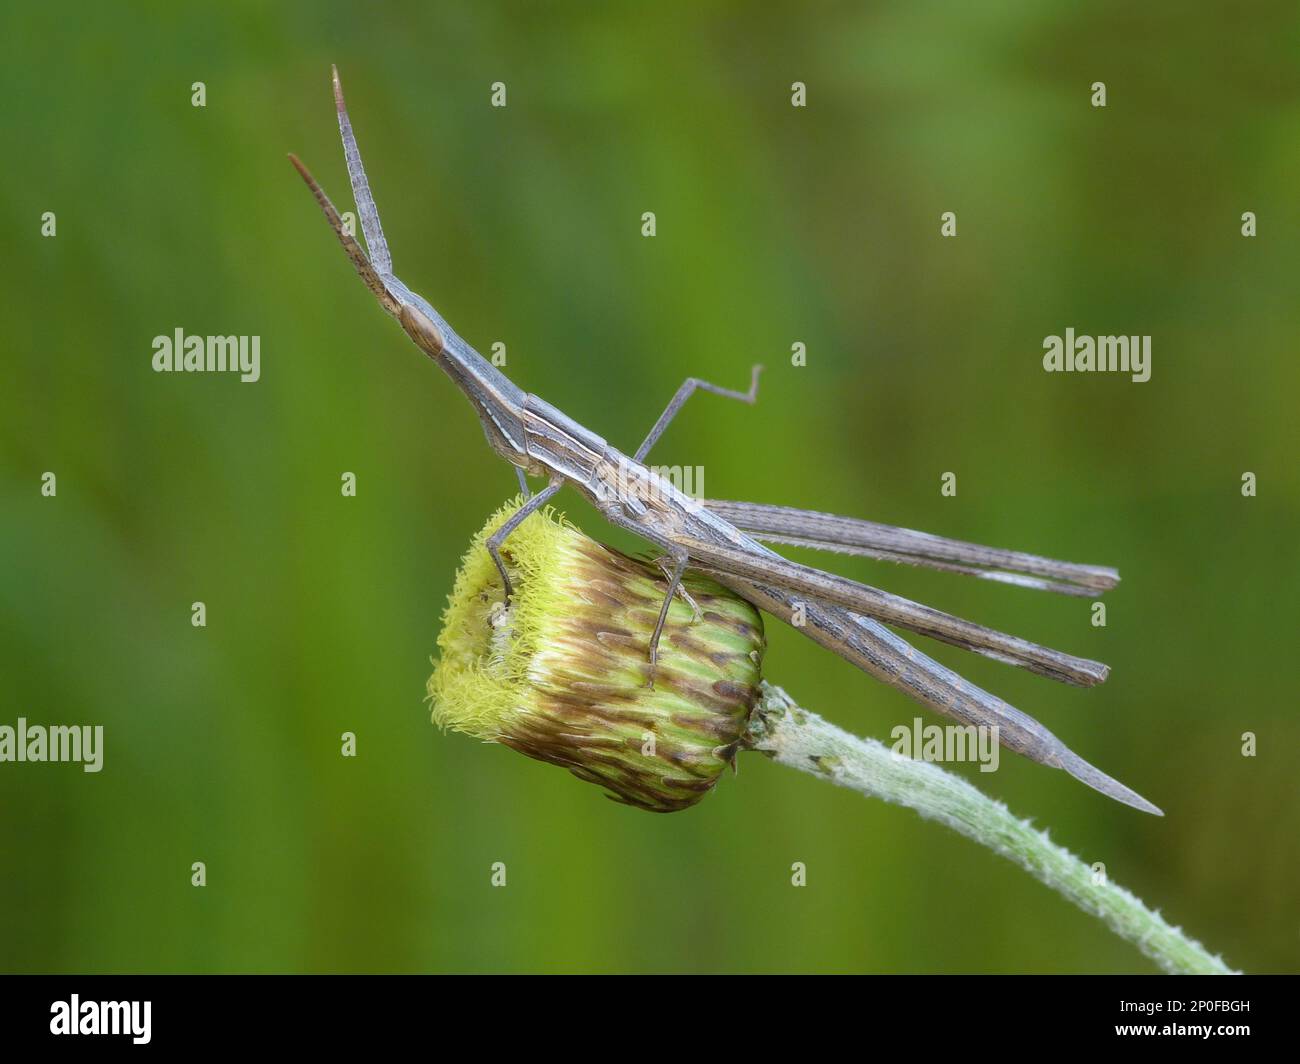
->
[289, 67, 1160, 815]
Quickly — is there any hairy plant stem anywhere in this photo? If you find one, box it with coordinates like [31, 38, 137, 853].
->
[743, 682, 1236, 975]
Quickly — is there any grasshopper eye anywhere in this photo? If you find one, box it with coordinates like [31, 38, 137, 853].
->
[398, 302, 446, 357]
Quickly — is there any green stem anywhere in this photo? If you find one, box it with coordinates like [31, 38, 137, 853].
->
[743, 681, 1236, 975]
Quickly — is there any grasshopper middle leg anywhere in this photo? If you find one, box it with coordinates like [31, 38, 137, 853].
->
[645, 549, 691, 685]
[634, 365, 762, 462]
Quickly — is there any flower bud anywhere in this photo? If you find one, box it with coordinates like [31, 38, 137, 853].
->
[428, 498, 765, 812]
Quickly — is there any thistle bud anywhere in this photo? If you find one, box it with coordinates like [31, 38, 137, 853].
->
[427, 498, 765, 812]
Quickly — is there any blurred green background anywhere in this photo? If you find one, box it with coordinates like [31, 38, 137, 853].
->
[2, 1, 1297, 973]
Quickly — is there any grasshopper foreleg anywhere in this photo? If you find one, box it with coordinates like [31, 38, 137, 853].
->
[487, 477, 562, 604]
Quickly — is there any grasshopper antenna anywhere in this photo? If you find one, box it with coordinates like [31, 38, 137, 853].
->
[287, 152, 400, 318]
[332, 64, 393, 277]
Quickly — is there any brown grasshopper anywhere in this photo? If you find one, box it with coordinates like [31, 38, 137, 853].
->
[289, 67, 1160, 815]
